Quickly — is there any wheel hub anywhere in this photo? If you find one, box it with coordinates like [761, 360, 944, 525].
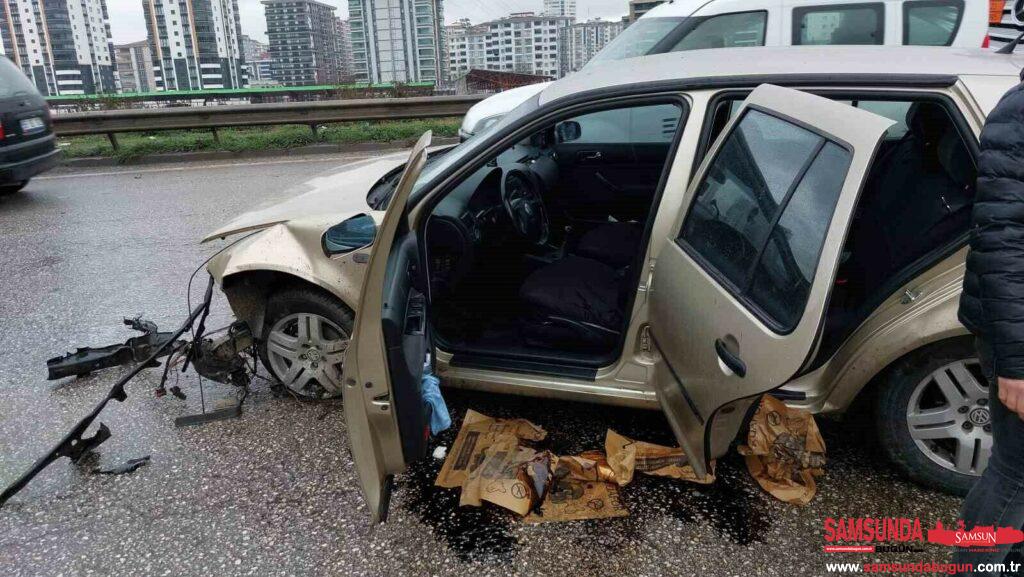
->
[906, 358, 992, 477]
[265, 312, 349, 398]
[968, 406, 990, 427]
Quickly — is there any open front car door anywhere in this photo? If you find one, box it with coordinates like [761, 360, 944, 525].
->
[650, 85, 895, 479]
[342, 131, 432, 522]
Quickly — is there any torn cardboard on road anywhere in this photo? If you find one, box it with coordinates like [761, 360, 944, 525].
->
[738, 395, 827, 506]
[525, 452, 628, 523]
[435, 409, 547, 489]
[605, 429, 715, 485]
[436, 410, 712, 522]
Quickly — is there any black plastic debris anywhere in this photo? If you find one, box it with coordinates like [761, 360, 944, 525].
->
[46, 316, 184, 380]
[93, 456, 151, 476]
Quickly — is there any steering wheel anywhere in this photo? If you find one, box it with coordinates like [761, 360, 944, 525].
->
[501, 169, 549, 245]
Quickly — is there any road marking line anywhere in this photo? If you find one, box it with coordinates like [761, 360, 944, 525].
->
[36, 155, 377, 180]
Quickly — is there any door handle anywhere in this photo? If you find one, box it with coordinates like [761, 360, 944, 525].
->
[715, 339, 746, 378]
[577, 150, 602, 162]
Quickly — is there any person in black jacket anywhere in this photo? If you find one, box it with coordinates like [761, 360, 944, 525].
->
[955, 77, 1024, 576]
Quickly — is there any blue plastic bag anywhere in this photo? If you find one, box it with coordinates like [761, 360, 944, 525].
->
[422, 363, 451, 434]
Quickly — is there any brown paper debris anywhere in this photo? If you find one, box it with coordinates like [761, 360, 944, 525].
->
[435, 409, 547, 489]
[605, 429, 714, 485]
[525, 478, 629, 523]
[459, 435, 540, 515]
[738, 395, 827, 506]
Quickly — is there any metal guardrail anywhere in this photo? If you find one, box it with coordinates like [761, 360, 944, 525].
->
[51, 94, 487, 148]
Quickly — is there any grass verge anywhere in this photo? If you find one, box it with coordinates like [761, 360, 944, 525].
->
[59, 118, 461, 163]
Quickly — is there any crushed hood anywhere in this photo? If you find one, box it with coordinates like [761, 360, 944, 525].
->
[201, 153, 407, 243]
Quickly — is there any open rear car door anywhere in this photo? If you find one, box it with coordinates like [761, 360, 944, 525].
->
[650, 85, 895, 479]
[342, 132, 433, 522]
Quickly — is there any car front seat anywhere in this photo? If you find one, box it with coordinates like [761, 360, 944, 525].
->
[574, 222, 643, 269]
[518, 255, 623, 350]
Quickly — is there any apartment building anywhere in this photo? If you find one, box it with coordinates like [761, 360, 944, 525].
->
[142, 0, 246, 90]
[241, 34, 269, 62]
[263, 0, 341, 86]
[543, 0, 575, 19]
[445, 19, 485, 80]
[335, 16, 354, 82]
[560, 18, 624, 74]
[628, 0, 665, 22]
[115, 40, 157, 93]
[348, 0, 444, 83]
[445, 12, 570, 81]
[0, 0, 117, 95]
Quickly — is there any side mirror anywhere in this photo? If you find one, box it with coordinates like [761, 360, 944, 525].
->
[555, 121, 582, 143]
[323, 214, 377, 256]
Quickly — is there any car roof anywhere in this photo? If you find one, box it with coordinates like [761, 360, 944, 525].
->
[538, 46, 1024, 106]
[645, 0, 945, 18]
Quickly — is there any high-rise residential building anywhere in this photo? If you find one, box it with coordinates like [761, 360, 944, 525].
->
[348, 0, 444, 84]
[240, 34, 269, 85]
[335, 17, 354, 82]
[444, 12, 570, 81]
[560, 18, 624, 74]
[263, 0, 341, 86]
[628, 0, 665, 22]
[241, 34, 269, 63]
[142, 0, 246, 91]
[0, 0, 117, 95]
[543, 0, 575, 19]
[115, 40, 157, 93]
[444, 19, 485, 80]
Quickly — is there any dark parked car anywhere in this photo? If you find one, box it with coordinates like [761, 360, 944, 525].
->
[0, 57, 59, 194]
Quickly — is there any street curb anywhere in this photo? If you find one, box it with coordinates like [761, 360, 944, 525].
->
[60, 136, 460, 168]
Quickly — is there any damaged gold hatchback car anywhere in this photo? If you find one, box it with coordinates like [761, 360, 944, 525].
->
[204, 46, 1022, 506]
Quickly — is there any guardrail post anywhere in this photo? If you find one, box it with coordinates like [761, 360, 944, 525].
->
[107, 132, 119, 150]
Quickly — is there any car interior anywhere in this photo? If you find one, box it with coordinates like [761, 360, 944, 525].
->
[422, 90, 977, 375]
[425, 101, 685, 368]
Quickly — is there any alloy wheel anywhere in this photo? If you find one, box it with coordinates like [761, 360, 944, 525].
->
[265, 312, 349, 398]
[906, 359, 992, 477]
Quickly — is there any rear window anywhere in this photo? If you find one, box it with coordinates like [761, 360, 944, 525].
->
[670, 11, 768, 51]
[678, 109, 852, 332]
[904, 0, 964, 46]
[588, 17, 687, 64]
[0, 57, 38, 99]
[793, 3, 885, 45]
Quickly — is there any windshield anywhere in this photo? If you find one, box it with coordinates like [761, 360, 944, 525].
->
[410, 94, 539, 194]
[0, 57, 38, 99]
[588, 17, 687, 65]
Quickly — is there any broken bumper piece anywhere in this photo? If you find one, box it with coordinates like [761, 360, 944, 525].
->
[46, 316, 184, 380]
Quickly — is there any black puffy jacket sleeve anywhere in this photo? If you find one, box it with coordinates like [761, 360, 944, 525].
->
[961, 82, 1024, 379]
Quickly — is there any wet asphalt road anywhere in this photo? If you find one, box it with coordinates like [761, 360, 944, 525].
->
[0, 157, 968, 576]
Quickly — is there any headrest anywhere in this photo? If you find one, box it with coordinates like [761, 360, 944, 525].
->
[905, 102, 951, 147]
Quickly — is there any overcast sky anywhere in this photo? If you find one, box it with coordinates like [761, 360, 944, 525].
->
[107, 0, 632, 44]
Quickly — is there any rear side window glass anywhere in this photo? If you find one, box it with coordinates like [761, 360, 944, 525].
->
[0, 57, 39, 99]
[679, 109, 822, 289]
[568, 104, 681, 145]
[679, 109, 853, 332]
[904, 0, 964, 46]
[794, 3, 885, 45]
[748, 143, 851, 329]
[671, 11, 768, 51]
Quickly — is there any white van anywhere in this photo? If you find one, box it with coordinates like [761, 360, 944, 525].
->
[460, 0, 989, 139]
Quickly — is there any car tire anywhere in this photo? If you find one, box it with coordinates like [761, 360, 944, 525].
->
[0, 180, 28, 195]
[876, 337, 990, 496]
[259, 287, 354, 400]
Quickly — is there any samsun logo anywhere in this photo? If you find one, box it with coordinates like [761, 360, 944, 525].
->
[927, 522, 1024, 547]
